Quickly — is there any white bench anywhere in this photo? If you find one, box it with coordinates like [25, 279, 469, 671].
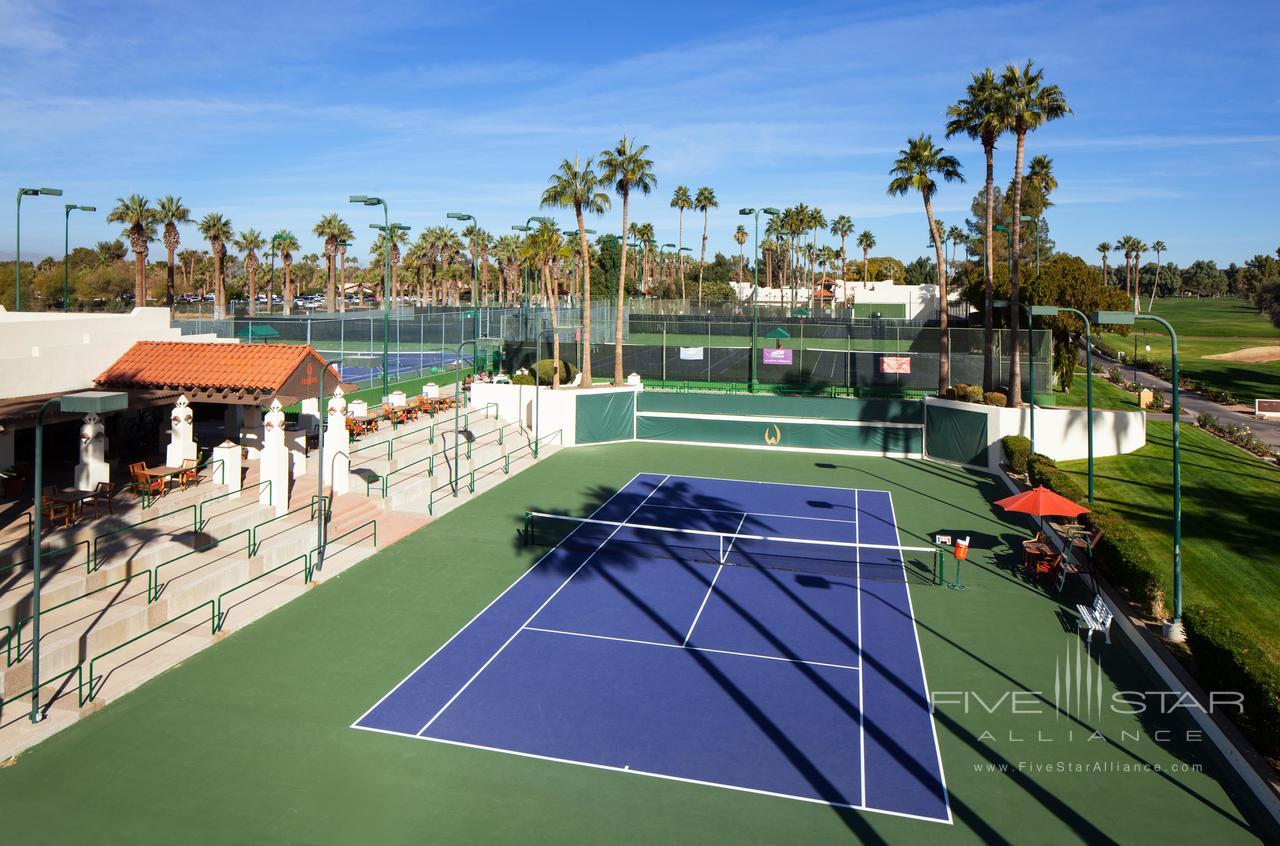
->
[1076, 594, 1114, 644]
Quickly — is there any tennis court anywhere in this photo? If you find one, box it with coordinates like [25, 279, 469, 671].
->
[353, 473, 950, 822]
[327, 350, 474, 383]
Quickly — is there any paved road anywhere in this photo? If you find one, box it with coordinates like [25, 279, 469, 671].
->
[1091, 347, 1280, 449]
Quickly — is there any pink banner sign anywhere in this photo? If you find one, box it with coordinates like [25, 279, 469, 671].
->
[881, 356, 911, 374]
[762, 348, 793, 366]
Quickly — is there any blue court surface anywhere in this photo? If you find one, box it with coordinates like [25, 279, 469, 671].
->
[330, 350, 473, 382]
[352, 473, 950, 823]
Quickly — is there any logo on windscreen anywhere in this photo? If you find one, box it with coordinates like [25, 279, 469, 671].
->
[764, 424, 781, 445]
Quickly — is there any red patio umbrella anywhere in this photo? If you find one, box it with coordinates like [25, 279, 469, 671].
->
[994, 486, 1090, 520]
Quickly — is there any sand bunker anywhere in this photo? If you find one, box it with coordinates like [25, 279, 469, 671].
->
[1203, 345, 1280, 363]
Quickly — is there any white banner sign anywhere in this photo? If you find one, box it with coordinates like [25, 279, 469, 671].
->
[679, 347, 705, 361]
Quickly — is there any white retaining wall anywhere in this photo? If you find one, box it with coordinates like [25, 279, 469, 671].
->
[469, 383, 643, 447]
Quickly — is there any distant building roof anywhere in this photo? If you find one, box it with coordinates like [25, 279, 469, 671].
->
[95, 341, 348, 404]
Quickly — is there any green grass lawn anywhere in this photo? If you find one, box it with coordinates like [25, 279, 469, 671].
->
[0, 444, 1267, 843]
[1060, 423, 1280, 662]
[1093, 297, 1280, 403]
[1054, 368, 1142, 411]
[1146, 297, 1280, 338]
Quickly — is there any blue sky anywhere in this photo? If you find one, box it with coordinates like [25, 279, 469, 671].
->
[2, 0, 1277, 266]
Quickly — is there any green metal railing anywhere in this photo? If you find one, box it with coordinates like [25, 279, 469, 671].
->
[93, 503, 198, 571]
[427, 428, 561, 515]
[79, 600, 217, 706]
[196, 479, 272, 533]
[306, 520, 378, 581]
[8, 568, 154, 665]
[153, 529, 251, 603]
[215, 553, 311, 632]
[1, 663, 82, 710]
[1, 539, 91, 580]
[248, 496, 329, 557]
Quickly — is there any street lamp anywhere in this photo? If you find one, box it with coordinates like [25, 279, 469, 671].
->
[447, 212, 484, 355]
[15, 187, 63, 310]
[63, 203, 95, 311]
[1096, 310, 1183, 641]
[30, 390, 128, 721]
[351, 195, 393, 400]
[1033, 305, 1095, 502]
[740, 207, 780, 392]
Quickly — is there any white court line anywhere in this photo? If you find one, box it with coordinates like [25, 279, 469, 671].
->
[524, 626, 860, 672]
[643, 502, 858, 527]
[414, 474, 674, 736]
[350, 471, 648, 729]
[884, 491, 954, 825]
[656, 472, 891, 496]
[855, 489, 867, 809]
[351, 725, 951, 825]
[681, 511, 746, 647]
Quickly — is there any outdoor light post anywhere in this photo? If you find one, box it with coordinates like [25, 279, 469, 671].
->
[15, 187, 63, 310]
[447, 213, 483, 349]
[1035, 305, 1095, 502]
[450, 337, 487, 494]
[1096, 310, 1183, 640]
[63, 203, 96, 311]
[740, 207, 780, 392]
[30, 390, 128, 721]
[532, 327, 560, 458]
[512, 216, 553, 339]
[350, 195, 401, 402]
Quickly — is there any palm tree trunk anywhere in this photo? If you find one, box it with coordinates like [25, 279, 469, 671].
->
[1147, 252, 1160, 311]
[982, 142, 996, 394]
[1007, 130, 1027, 407]
[614, 191, 629, 386]
[544, 262, 561, 389]
[248, 267, 257, 317]
[678, 210, 685, 302]
[576, 206, 593, 388]
[925, 197, 950, 393]
[326, 255, 336, 313]
[214, 251, 224, 319]
[166, 249, 176, 307]
[283, 265, 292, 316]
[134, 254, 146, 305]
[697, 210, 709, 308]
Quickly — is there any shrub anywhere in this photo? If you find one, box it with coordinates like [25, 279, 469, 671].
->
[983, 391, 1008, 407]
[1001, 435, 1030, 474]
[960, 384, 983, 403]
[1107, 366, 1123, 383]
[1184, 605, 1280, 757]
[511, 373, 535, 386]
[533, 358, 578, 385]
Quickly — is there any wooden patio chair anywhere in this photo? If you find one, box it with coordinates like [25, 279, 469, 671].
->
[41, 485, 73, 530]
[177, 458, 200, 491]
[90, 481, 114, 518]
[130, 462, 163, 500]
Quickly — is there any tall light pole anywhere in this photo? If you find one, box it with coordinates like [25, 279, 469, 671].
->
[350, 195, 397, 400]
[63, 203, 95, 311]
[1035, 305, 1095, 502]
[661, 243, 676, 295]
[30, 390, 128, 721]
[15, 187, 63, 310]
[740, 207, 780, 392]
[447, 212, 483, 356]
[1097, 310, 1182, 641]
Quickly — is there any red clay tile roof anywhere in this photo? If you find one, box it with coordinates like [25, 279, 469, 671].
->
[95, 341, 330, 394]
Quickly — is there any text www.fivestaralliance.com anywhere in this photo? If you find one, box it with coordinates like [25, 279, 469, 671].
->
[974, 761, 1203, 775]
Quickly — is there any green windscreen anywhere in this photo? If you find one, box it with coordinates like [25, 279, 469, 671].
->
[575, 391, 636, 444]
[924, 403, 990, 466]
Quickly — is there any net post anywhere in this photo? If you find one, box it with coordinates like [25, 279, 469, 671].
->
[523, 511, 531, 545]
[935, 548, 944, 585]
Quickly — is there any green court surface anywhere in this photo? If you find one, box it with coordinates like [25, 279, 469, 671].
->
[0, 444, 1269, 844]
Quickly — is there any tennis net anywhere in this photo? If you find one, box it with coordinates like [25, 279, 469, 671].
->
[524, 511, 943, 585]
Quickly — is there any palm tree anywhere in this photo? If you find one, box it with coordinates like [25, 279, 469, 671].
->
[335, 221, 354, 310]
[830, 214, 854, 285]
[806, 207, 827, 290]
[1118, 235, 1137, 297]
[1097, 242, 1113, 287]
[370, 229, 408, 304]
[274, 230, 300, 314]
[233, 229, 266, 316]
[155, 196, 190, 307]
[1148, 240, 1167, 310]
[599, 135, 657, 385]
[1026, 154, 1057, 198]
[492, 234, 522, 306]
[107, 195, 158, 305]
[693, 186, 718, 307]
[521, 221, 565, 386]
[313, 213, 347, 313]
[1131, 238, 1147, 313]
[856, 230, 876, 282]
[197, 212, 234, 317]
[670, 186, 692, 300]
[998, 60, 1071, 407]
[542, 155, 610, 386]
[733, 225, 749, 283]
[946, 67, 1005, 392]
[947, 225, 966, 280]
[887, 134, 965, 394]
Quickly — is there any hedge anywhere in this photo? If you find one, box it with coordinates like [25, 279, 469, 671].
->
[1183, 605, 1280, 757]
[1001, 435, 1030, 474]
